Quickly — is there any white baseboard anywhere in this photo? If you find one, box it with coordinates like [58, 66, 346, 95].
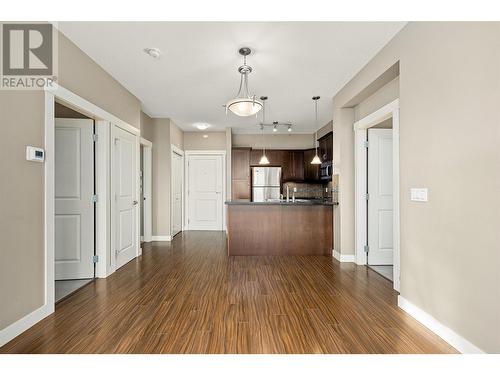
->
[333, 250, 355, 263]
[152, 235, 171, 241]
[397, 295, 484, 354]
[0, 303, 54, 348]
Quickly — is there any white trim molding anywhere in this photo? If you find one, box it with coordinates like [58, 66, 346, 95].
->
[0, 303, 54, 347]
[152, 235, 172, 241]
[398, 296, 484, 354]
[140, 140, 153, 243]
[354, 98, 400, 292]
[333, 250, 355, 263]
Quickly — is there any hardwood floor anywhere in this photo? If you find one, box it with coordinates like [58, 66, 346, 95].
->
[0, 231, 456, 354]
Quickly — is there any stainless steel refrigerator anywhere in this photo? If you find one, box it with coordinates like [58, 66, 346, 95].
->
[252, 167, 282, 202]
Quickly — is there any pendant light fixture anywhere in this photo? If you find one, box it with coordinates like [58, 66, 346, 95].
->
[259, 96, 270, 165]
[311, 96, 322, 165]
[226, 47, 263, 117]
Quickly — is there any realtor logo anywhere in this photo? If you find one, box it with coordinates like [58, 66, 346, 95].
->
[1, 22, 57, 89]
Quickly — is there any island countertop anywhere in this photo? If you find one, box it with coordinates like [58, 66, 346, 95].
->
[225, 199, 338, 206]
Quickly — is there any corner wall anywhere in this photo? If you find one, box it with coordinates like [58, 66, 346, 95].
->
[0, 27, 141, 332]
[332, 22, 500, 352]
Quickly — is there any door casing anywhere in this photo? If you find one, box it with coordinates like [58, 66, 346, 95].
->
[171, 145, 184, 237]
[354, 99, 400, 291]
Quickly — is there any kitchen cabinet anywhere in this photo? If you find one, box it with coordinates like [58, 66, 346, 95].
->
[231, 148, 251, 199]
[303, 148, 320, 181]
[282, 151, 304, 182]
[318, 132, 333, 163]
[250, 149, 284, 166]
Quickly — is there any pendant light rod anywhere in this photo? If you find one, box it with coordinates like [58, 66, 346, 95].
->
[311, 96, 322, 165]
[259, 96, 270, 165]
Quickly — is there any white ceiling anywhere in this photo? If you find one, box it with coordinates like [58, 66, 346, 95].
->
[58, 22, 405, 134]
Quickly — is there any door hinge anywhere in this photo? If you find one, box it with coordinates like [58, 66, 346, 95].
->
[364, 245, 369, 253]
[92, 255, 99, 263]
[92, 194, 98, 203]
[365, 193, 369, 201]
[364, 141, 369, 148]
[93, 134, 98, 142]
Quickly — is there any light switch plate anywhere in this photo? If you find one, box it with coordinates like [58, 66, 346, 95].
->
[411, 188, 428, 202]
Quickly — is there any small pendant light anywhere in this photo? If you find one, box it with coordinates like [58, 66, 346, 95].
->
[311, 96, 322, 164]
[259, 96, 270, 165]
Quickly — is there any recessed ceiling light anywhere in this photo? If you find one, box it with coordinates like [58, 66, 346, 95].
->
[194, 123, 210, 130]
[144, 47, 161, 58]
[203, 134, 209, 138]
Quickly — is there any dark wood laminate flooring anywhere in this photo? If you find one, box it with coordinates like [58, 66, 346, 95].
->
[0, 231, 456, 354]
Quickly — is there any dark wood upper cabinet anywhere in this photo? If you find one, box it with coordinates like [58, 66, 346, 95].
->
[250, 149, 284, 166]
[318, 132, 333, 163]
[303, 148, 320, 181]
[231, 148, 251, 200]
[282, 151, 304, 182]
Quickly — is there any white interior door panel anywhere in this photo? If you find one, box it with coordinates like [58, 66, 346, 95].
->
[55, 118, 94, 280]
[368, 129, 393, 265]
[113, 125, 138, 269]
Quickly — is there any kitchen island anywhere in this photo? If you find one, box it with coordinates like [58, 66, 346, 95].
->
[226, 200, 336, 256]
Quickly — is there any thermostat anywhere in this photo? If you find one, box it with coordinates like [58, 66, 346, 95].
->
[26, 146, 45, 162]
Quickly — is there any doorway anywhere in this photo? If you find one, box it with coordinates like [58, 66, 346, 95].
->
[140, 139, 153, 246]
[171, 146, 184, 238]
[54, 110, 95, 301]
[354, 99, 400, 291]
[185, 151, 226, 231]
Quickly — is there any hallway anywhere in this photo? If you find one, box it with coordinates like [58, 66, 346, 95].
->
[1, 232, 455, 354]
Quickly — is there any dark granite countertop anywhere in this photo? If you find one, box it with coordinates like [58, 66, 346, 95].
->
[225, 199, 338, 206]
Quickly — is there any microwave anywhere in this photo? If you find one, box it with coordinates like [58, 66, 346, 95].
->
[320, 162, 333, 180]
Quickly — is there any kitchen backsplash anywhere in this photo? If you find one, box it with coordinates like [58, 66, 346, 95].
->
[282, 182, 331, 199]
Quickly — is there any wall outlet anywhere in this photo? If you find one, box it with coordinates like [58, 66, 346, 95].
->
[410, 188, 428, 202]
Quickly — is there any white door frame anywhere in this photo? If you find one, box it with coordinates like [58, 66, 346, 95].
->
[171, 145, 185, 236]
[184, 150, 227, 231]
[140, 138, 153, 244]
[354, 99, 400, 291]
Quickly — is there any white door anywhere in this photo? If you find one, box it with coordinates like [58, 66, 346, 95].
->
[368, 129, 393, 265]
[113, 126, 138, 269]
[55, 118, 94, 280]
[172, 151, 183, 237]
[187, 154, 224, 230]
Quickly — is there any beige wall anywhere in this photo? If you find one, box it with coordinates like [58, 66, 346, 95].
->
[184, 131, 226, 150]
[140, 111, 154, 142]
[0, 92, 45, 329]
[0, 28, 142, 330]
[332, 22, 500, 352]
[316, 121, 333, 139]
[58, 33, 141, 129]
[170, 120, 184, 150]
[141, 115, 184, 238]
[232, 133, 315, 149]
[354, 77, 399, 121]
[149, 119, 171, 237]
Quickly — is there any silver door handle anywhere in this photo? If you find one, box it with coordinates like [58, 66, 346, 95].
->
[133, 200, 138, 205]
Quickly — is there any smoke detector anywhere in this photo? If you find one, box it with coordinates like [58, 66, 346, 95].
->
[144, 47, 161, 58]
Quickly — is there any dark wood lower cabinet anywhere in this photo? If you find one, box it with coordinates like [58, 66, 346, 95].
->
[232, 180, 251, 200]
[227, 204, 332, 255]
